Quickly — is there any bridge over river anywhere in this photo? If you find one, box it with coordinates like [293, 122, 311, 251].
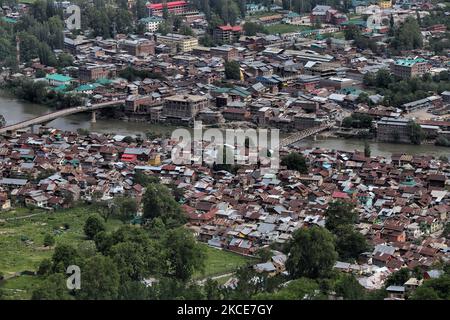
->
[280, 123, 334, 148]
[0, 100, 125, 134]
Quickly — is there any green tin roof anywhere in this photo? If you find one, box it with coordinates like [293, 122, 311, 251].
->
[74, 83, 101, 92]
[394, 58, 427, 67]
[46, 73, 73, 82]
[1, 16, 18, 24]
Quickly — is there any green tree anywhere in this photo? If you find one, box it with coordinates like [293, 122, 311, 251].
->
[410, 286, 440, 300]
[78, 255, 120, 300]
[179, 24, 195, 36]
[94, 230, 115, 255]
[37, 258, 52, 276]
[43, 234, 55, 247]
[243, 22, 268, 36]
[118, 281, 150, 299]
[31, 273, 74, 300]
[256, 247, 273, 262]
[325, 201, 358, 233]
[385, 268, 410, 287]
[57, 53, 73, 67]
[142, 183, 186, 227]
[135, 0, 148, 19]
[334, 225, 369, 261]
[253, 277, 320, 300]
[204, 278, 222, 299]
[280, 152, 308, 173]
[334, 274, 366, 300]
[286, 226, 338, 279]
[84, 215, 106, 240]
[364, 140, 371, 158]
[158, 21, 172, 35]
[113, 196, 138, 223]
[391, 17, 423, 51]
[134, 171, 160, 186]
[406, 120, 425, 145]
[51, 244, 80, 273]
[224, 60, 241, 80]
[442, 222, 450, 238]
[110, 241, 148, 282]
[164, 227, 206, 282]
[409, 274, 450, 300]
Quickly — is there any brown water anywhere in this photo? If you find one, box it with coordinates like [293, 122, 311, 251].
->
[0, 90, 176, 136]
[0, 91, 449, 159]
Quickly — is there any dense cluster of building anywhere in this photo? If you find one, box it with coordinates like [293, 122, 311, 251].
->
[0, 0, 449, 295]
[0, 126, 448, 291]
[3, 1, 449, 143]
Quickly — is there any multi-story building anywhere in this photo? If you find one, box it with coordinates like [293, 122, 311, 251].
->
[378, 0, 392, 9]
[375, 117, 442, 143]
[139, 16, 164, 33]
[119, 39, 155, 57]
[163, 94, 208, 122]
[213, 25, 242, 44]
[156, 33, 198, 52]
[377, 117, 411, 143]
[78, 64, 115, 82]
[147, 1, 195, 16]
[390, 58, 431, 79]
[210, 46, 239, 62]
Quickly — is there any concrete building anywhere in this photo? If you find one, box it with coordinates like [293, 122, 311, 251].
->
[377, 117, 440, 143]
[119, 39, 155, 57]
[156, 33, 198, 52]
[163, 94, 208, 122]
[45, 73, 73, 86]
[377, 117, 411, 143]
[210, 46, 239, 62]
[390, 58, 431, 79]
[213, 25, 242, 44]
[78, 64, 114, 82]
[139, 16, 164, 33]
[147, 1, 190, 16]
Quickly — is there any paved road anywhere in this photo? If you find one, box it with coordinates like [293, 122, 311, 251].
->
[196, 272, 235, 286]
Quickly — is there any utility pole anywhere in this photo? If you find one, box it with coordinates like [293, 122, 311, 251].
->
[16, 35, 20, 68]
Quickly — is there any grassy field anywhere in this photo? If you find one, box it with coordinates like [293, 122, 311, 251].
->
[266, 23, 311, 34]
[0, 275, 42, 300]
[0, 207, 257, 298]
[194, 244, 257, 279]
[245, 11, 279, 20]
[0, 206, 122, 276]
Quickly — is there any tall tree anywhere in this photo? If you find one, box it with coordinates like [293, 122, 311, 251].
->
[78, 255, 120, 300]
[142, 183, 186, 227]
[32, 273, 74, 300]
[286, 226, 338, 279]
[325, 201, 358, 233]
[164, 227, 206, 282]
[280, 152, 308, 173]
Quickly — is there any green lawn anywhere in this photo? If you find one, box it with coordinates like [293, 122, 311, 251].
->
[194, 244, 257, 279]
[245, 11, 279, 20]
[0, 275, 42, 300]
[266, 23, 311, 35]
[0, 206, 122, 276]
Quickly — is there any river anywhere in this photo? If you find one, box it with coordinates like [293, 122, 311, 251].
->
[0, 91, 449, 159]
[0, 90, 175, 136]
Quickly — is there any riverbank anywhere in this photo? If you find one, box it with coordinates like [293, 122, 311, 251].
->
[295, 136, 450, 160]
[1, 90, 449, 159]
